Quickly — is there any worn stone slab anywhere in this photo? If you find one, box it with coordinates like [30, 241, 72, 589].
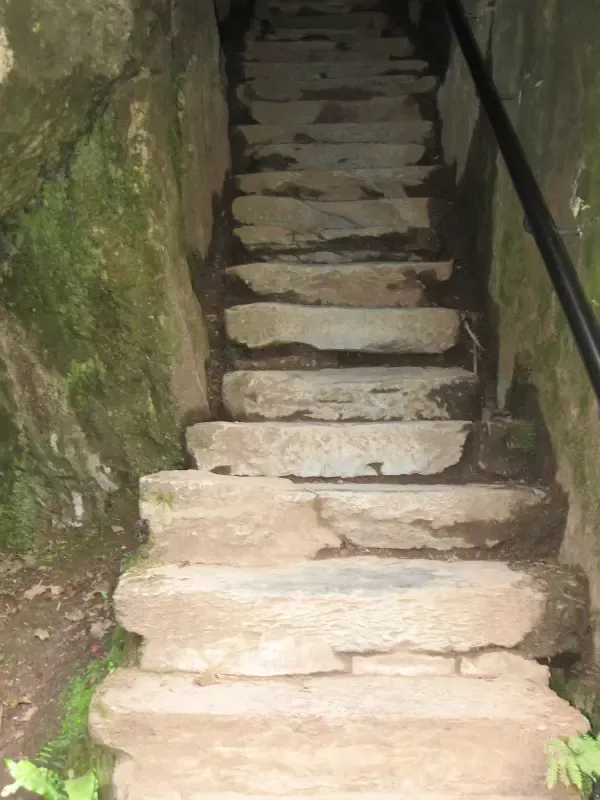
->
[258, 12, 387, 28]
[233, 120, 433, 147]
[243, 37, 415, 62]
[140, 471, 548, 560]
[238, 75, 437, 103]
[352, 652, 457, 676]
[256, 0, 383, 14]
[139, 471, 338, 567]
[243, 60, 429, 80]
[256, 0, 384, 13]
[223, 367, 477, 421]
[233, 196, 430, 231]
[246, 27, 384, 43]
[225, 304, 460, 354]
[314, 483, 548, 550]
[117, 558, 567, 674]
[247, 97, 421, 124]
[235, 166, 443, 201]
[91, 670, 587, 796]
[241, 142, 426, 170]
[226, 261, 452, 307]
[235, 224, 438, 253]
[187, 420, 470, 477]
[459, 652, 550, 685]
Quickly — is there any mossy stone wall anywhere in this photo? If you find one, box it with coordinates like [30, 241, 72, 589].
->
[0, 0, 229, 551]
[439, 0, 600, 672]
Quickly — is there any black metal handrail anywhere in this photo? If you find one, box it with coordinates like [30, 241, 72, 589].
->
[446, 0, 600, 404]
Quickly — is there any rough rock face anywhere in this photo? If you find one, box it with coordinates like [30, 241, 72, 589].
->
[0, 0, 228, 550]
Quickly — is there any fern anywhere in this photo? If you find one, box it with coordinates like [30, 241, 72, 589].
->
[1, 759, 98, 800]
[547, 734, 600, 796]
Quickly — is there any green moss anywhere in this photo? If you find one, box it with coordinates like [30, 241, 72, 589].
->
[0, 94, 185, 553]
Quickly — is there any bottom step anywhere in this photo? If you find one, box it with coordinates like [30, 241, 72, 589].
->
[91, 671, 586, 798]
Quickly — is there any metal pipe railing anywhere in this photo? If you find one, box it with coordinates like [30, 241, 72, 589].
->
[445, 0, 600, 403]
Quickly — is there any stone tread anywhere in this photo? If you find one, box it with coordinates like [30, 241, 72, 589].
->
[246, 28, 400, 44]
[91, 670, 586, 795]
[256, 0, 386, 12]
[247, 97, 422, 125]
[225, 303, 460, 354]
[140, 471, 549, 564]
[241, 142, 427, 171]
[235, 166, 443, 200]
[114, 558, 573, 674]
[186, 420, 471, 477]
[238, 75, 438, 103]
[232, 120, 433, 146]
[233, 197, 431, 231]
[222, 367, 477, 420]
[243, 38, 415, 62]
[225, 261, 452, 307]
[243, 60, 429, 80]
[256, 12, 388, 28]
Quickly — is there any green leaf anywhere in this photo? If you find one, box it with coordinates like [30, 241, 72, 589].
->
[1, 759, 65, 800]
[64, 772, 98, 800]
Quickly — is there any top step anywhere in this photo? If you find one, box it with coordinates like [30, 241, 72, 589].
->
[243, 38, 415, 61]
[256, 12, 388, 29]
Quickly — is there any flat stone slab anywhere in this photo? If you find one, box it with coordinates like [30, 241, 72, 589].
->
[243, 60, 429, 80]
[225, 303, 460, 354]
[233, 196, 430, 231]
[233, 120, 433, 146]
[140, 471, 548, 564]
[226, 261, 452, 306]
[186, 420, 470, 477]
[241, 142, 426, 170]
[223, 367, 477, 421]
[246, 27, 386, 43]
[139, 471, 339, 567]
[247, 97, 421, 124]
[257, 12, 387, 28]
[116, 558, 566, 674]
[238, 75, 437, 103]
[235, 166, 443, 201]
[243, 37, 415, 61]
[91, 670, 586, 796]
[256, 0, 384, 13]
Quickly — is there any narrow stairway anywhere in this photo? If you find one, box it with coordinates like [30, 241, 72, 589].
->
[90, 1, 589, 798]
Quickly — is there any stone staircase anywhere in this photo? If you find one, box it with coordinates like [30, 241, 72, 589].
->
[90, 1, 590, 798]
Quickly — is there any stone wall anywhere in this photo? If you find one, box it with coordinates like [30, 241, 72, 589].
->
[438, 0, 600, 680]
[0, 0, 229, 551]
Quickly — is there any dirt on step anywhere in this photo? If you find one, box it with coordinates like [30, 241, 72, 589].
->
[0, 524, 138, 793]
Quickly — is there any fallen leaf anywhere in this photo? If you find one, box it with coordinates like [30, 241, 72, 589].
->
[23, 584, 49, 601]
[89, 619, 113, 639]
[33, 629, 50, 641]
[111, 525, 125, 533]
[49, 585, 62, 597]
[65, 609, 85, 623]
[19, 705, 38, 722]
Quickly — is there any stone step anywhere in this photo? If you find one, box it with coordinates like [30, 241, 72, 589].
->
[232, 120, 433, 147]
[235, 166, 443, 201]
[226, 261, 452, 307]
[225, 303, 460, 353]
[246, 96, 422, 125]
[186, 420, 470, 477]
[240, 142, 427, 171]
[243, 60, 429, 80]
[258, 12, 388, 28]
[91, 670, 586, 796]
[233, 196, 430, 231]
[238, 75, 437, 103]
[256, 0, 384, 13]
[114, 558, 584, 674]
[243, 37, 415, 61]
[222, 367, 477, 421]
[140, 471, 549, 565]
[246, 26, 383, 43]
